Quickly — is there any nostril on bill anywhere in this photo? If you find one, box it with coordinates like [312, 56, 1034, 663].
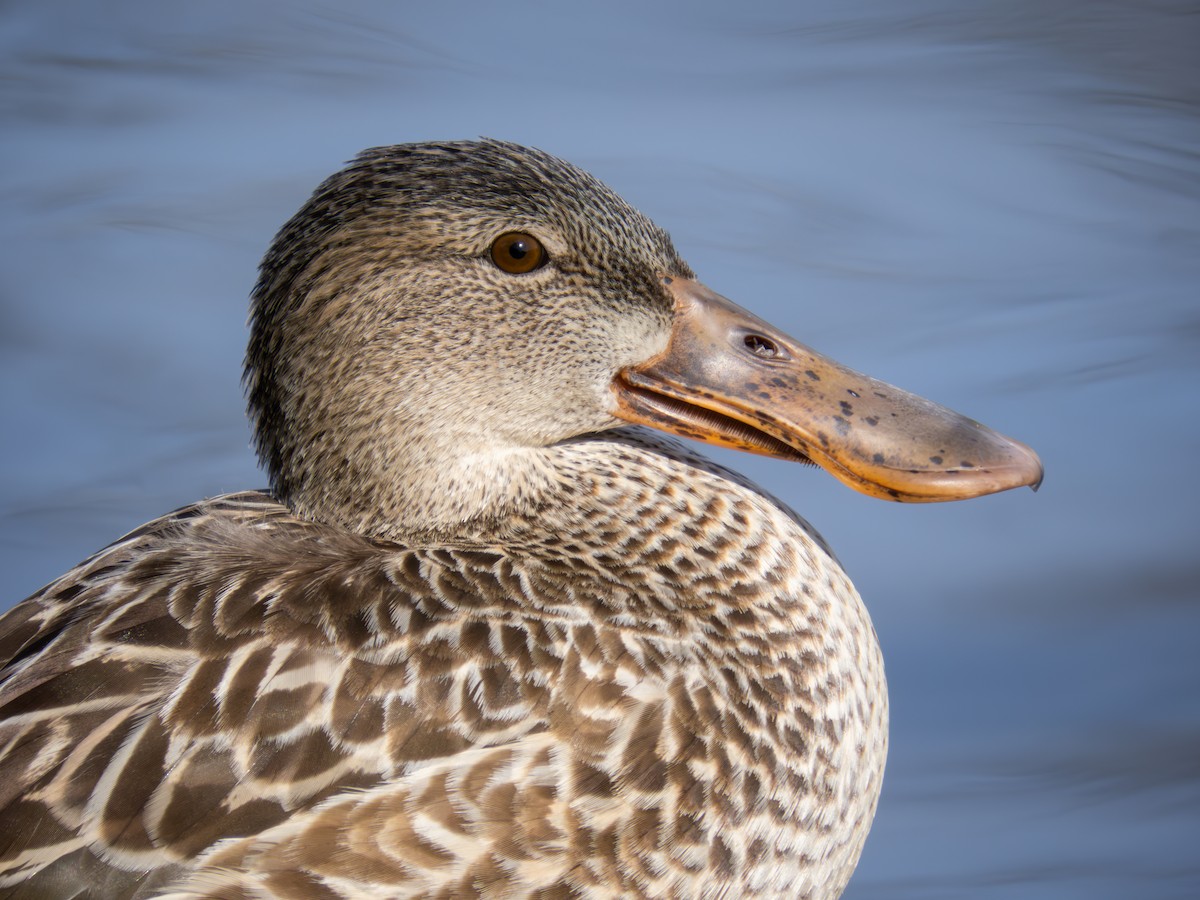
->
[744, 334, 779, 358]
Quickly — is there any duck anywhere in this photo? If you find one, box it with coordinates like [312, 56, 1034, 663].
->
[0, 139, 1042, 900]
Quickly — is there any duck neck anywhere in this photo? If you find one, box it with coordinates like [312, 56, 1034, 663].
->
[279, 429, 564, 543]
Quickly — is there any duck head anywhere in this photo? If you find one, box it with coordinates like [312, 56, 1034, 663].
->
[245, 140, 1041, 537]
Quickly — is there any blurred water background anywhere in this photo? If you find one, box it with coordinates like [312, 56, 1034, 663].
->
[2, 1, 1198, 896]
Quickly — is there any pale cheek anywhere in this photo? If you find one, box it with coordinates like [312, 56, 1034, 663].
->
[607, 314, 671, 370]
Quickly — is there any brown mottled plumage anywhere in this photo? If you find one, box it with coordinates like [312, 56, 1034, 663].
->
[0, 140, 1040, 899]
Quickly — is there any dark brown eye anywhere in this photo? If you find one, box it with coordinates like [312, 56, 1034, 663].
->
[490, 232, 547, 274]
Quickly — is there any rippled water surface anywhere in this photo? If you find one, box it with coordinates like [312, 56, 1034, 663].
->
[3, 1, 1198, 896]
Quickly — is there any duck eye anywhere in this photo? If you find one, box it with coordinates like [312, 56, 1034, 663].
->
[490, 232, 547, 274]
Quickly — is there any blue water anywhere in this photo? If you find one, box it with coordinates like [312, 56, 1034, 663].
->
[3, 1, 1198, 896]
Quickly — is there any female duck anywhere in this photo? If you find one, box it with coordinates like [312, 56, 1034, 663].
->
[0, 140, 1040, 899]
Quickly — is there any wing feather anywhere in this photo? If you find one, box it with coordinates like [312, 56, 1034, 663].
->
[0, 492, 574, 894]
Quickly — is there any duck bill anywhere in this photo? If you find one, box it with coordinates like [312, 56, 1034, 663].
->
[613, 277, 1043, 502]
